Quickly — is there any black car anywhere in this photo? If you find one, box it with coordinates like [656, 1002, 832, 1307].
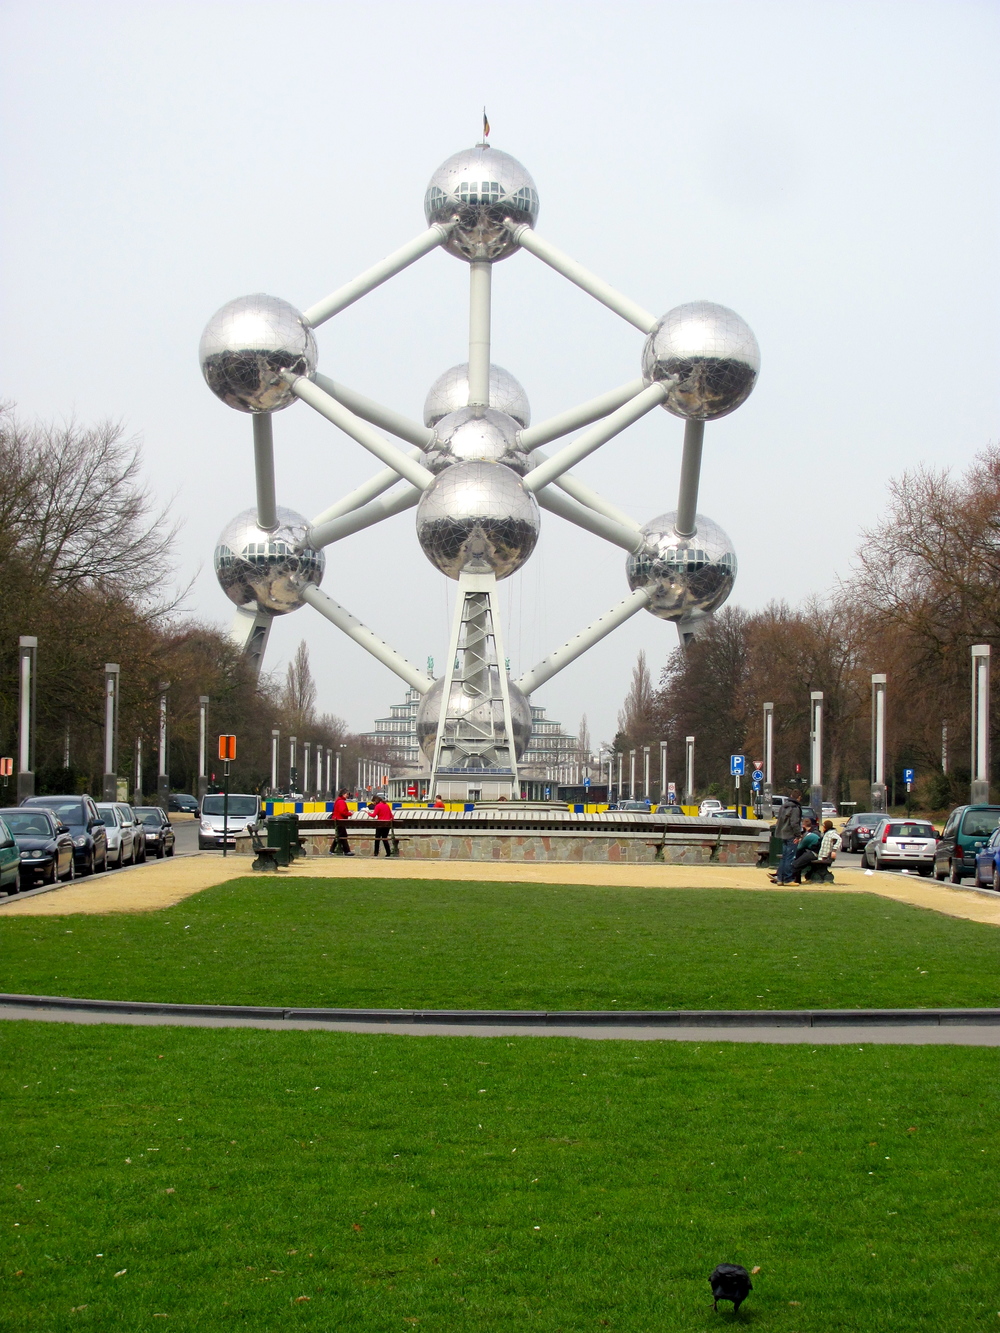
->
[134, 806, 176, 858]
[21, 794, 108, 875]
[0, 807, 75, 885]
[168, 793, 199, 815]
[841, 812, 884, 853]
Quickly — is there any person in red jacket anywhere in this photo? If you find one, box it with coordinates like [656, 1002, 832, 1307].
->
[330, 789, 354, 856]
[371, 796, 394, 857]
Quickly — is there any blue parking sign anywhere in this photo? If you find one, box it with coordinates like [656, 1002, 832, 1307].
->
[730, 755, 745, 776]
[903, 768, 915, 784]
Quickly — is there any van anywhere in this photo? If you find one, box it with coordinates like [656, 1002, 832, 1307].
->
[933, 805, 1000, 883]
[198, 793, 261, 850]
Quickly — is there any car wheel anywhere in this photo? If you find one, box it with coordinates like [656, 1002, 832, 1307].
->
[156, 843, 165, 858]
[8, 870, 20, 895]
[950, 859, 964, 884]
[138, 845, 147, 864]
[166, 843, 174, 857]
[993, 867, 1000, 893]
[918, 865, 932, 877]
[64, 858, 75, 882]
[45, 861, 57, 885]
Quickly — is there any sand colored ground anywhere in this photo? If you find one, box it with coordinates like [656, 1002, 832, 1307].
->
[1, 852, 999, 927]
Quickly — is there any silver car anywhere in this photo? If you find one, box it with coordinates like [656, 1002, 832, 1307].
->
[96, 803, 136, 869]
[198, 794, 261, 850]
[114, 803, 147, 863]
[863, 818, 937, 874]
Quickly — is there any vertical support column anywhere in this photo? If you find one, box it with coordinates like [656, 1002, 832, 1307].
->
[270, 730, 279, 792]
[941, 721, 949, 775]
[102, 663, 120, 801]
[971, 645, 991, 804]
[429, 578, 467, 801]
[157, 681, 170, 810]
[659, 740, 667, 803]
[684, 736, 695, 806]
[810, 691, 823, 818]
[467, 262, 492, 407]
[252, 413, 278, 533]
[198, 696, 209, 801]
[643, 746, 650, 801]
[289, 736, 298, 793]
[871, 673, 887, 813]
[17, 636, 37, 802]
[674, 420, 706, 538]
[335, 745, 344, 796]
[616, 752, 623, 803]
[325, 748, 332, 800]
[316, 744, 323, 797]
[762, 702, 774, 804]
[628, 749, 636, 800]
[303, 741, 312, 798]
[134, 736, 143, 806]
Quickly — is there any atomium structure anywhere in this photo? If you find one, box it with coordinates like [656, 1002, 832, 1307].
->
[200, 138, 759, 799]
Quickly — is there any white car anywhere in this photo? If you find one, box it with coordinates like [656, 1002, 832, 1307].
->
[699, 799, 724, 817]
[863, 819, 937, 875]
[96, 803, 135, 869]
[821, 803, 838, 820]
[199, 794, 261, 850]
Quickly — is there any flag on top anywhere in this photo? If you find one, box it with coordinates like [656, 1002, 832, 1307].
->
[483, 108, 490, 140]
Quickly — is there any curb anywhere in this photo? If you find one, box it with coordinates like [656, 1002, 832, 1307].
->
[1, 993, 999, 1028]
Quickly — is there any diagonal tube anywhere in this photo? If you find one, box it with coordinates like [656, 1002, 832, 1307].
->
[302, 585, 433, 694]
[507, 223, 658, 334]
[313, 373, 434, 450]
[310, 456, 426, 529]
[535, 485, 646, 554]
[515, 588, 652, 695]
[282, 373, 435, 491]
[518, 378, 646, 451]
[524, 382, 667, 493]
[307, 485, 421, 549]
[303, 223, 455, 327]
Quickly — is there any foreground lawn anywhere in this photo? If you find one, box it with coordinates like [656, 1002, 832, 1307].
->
[2, 1023, 997, 1331]
[2, 879, 1000, 1011]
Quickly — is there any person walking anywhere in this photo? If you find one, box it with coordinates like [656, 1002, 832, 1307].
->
[330, 789, 354, 856]
[371, 795, 394, 857]
[771, 791, 803, 883]
[432, 795, 445, 809]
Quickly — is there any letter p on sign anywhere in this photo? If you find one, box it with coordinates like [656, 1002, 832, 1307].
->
[218, 735, 236, 761]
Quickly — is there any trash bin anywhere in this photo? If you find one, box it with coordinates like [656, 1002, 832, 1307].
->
[768, 830, 783, 868]
[266, 813, 301, 867]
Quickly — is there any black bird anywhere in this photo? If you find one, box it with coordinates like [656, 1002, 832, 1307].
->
[709, 1263, 753, 1314]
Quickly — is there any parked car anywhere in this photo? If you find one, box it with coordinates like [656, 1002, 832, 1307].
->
[654, 804, 687, 817]
[198, 793, 261, 850]
[973, 827, 1000, 890]
[134, 806, 176, 858]
[821, 803, 838, 820]
[934, 805, 1000, 883]
[862, 818, 937, 874]
[841, 812, 885, 854]
[22, 795, 108, 875]
[0, 813, 24, 893]
[0, 807, 74, 885]
[699, 799, 724, 816]
[168, 793, 199, 815]
[96, 803, 135, 869]
[114, 803, 146, 862]
[619, 800, 651, 812]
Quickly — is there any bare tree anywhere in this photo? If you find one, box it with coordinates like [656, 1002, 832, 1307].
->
[617, 650, 658, 746]
[282, 640, 318, 724]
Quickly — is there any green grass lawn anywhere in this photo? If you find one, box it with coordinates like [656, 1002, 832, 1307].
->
[2, 879, 1000, 1011]
[2, 1022, 997, 1331]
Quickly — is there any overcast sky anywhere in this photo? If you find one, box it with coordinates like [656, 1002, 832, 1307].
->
[2, 0, 997, 747]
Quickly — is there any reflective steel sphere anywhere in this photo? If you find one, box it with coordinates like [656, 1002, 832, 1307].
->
[425, 407, 531, 476]
[200, 294, 317, 413]
[424, 145, 539, 262]
[416, 461, 539, 580]
[626, 512, 737, 620]
[423, 362, 531, 428]
[214, 506, 325, 614]
[415, 675, 533, 763]
[641, 302, 760, 420]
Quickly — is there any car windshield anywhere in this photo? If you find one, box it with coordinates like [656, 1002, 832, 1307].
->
[202, 796, 258, 817]
[2, 812, 54, 836]
[29, 799, 86, 824]
[888, 822, 934, 837]
[961, 811, 1000, 838]
[849, 814, 880, 827]
[134, 808, 164, 826]
[96, 805, 120, 824]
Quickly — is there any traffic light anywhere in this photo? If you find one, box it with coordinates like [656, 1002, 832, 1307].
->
[218, 735, 236, 761]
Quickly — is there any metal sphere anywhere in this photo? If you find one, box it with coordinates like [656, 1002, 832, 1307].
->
[626, 512, 737, 620]
[641, 302, 760, 420]
[425, 407, 531, 476]
[423, 362, 531, 429]
[415, 676, 533, 763]
[214, 506, 324, 614]
[199, 294, 317, 413]
[416, 461, 539, 581]
[424, 145, 539, 262]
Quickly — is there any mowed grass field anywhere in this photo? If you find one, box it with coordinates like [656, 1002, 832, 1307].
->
[3, 1022, 998, 1331]
[2, 878, 1000, 1011]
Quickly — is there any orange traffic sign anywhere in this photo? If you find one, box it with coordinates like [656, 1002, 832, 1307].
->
[218, 735, 236, 761]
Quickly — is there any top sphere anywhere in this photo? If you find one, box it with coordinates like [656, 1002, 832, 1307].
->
[641, 302, 760, 420]
[424, 146, 539, 262]
[200, 294, 317, 413]
[425, 407, 531, 476]
[423, 362, 531, 429]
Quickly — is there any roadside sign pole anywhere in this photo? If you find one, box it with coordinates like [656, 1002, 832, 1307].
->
[223, 760, 230, 858]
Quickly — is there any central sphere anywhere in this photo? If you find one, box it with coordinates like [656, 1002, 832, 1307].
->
[626, 512, 737, 620]
[423, 363, 530, 429]
[416, 461, 540, 580]
[424, 145, 539, 262]
[425, 407, 531, 475]
[200, 294, 317, 413]
[214, 506, 324, 614]
[415, 676, 533, 764]
[641, 302, 760, 420]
